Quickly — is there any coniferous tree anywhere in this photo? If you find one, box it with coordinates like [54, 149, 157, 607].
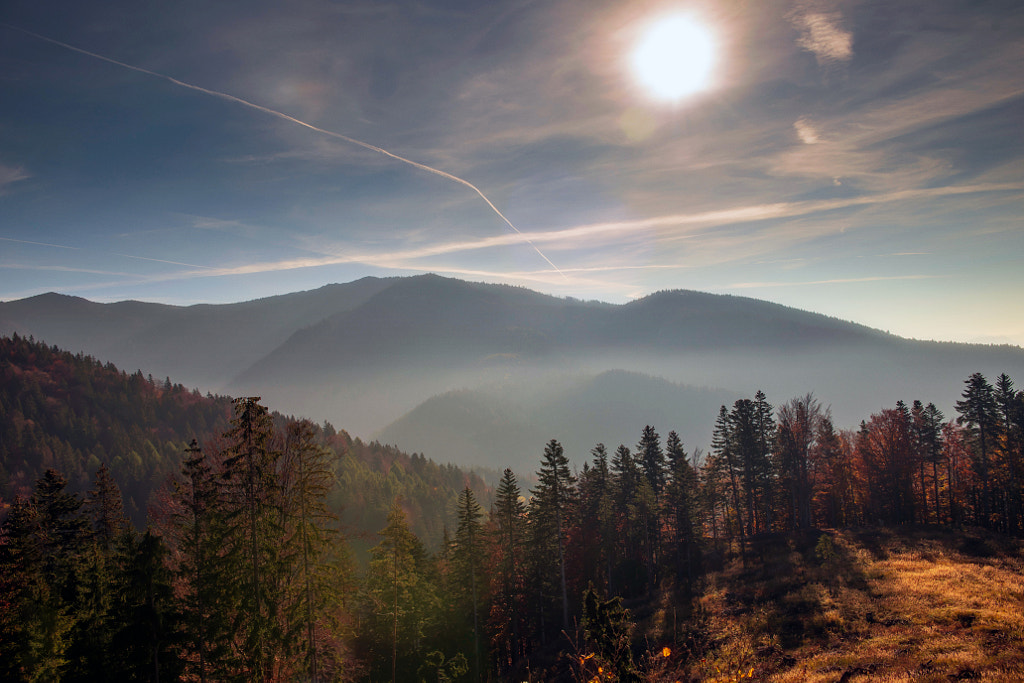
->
[451, 487, 484, 682]
[488, 468, 527, 674]
[85, 463, 129, 550]
[956, 373, 998, 527]
[664, 431, 698, 587]
[0, 469, 90, 682]
[994, 374, 1022, 532]
[279, 419, 345, 682]
[635, 426, 663, 589]
[110, 531, 184, 682]
[711, 406, 743, 544]
[529, 439, 575, 634]
[364, 499, 438, 682]
[577, 445, 615, 593]
[168, 439, 236, 682]
[220, 396, 283, 680]
[66, 464, 133, 681]
[610, 444, 646, 594]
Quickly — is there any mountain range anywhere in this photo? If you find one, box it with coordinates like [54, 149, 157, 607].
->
[4, 274, 1023, 470]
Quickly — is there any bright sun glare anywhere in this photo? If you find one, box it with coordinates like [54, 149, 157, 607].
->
[630, 13, 717, 102]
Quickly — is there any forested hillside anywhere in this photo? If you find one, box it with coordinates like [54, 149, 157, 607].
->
[0, 334, 492, 549]
[3, 330, 1024, 680]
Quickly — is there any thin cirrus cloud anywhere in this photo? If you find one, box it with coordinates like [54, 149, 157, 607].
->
[727, 275, 938, 290]
[788, 4, 853, 64]
[0, 22, 565, 278]
[54, 179, 1015, 296]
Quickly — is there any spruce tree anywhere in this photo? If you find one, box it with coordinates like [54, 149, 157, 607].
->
[170, 439, 236, 682]
[452, 487, 484, 682]
[956, 373, 998, 526]
[220, 397, 282, 680]
[280, 419, 343, 682]
[490, 468, 526, 673]
[664, 431, 698, 586]
[530, 439, 576, 633]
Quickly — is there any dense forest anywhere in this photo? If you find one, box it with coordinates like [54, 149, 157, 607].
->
[1, 333, 1022, 681]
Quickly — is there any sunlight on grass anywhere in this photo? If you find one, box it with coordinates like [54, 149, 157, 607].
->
[686, 529, 1024, 682]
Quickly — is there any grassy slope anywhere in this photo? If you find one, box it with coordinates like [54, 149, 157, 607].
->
[635, 527, 1024, 682]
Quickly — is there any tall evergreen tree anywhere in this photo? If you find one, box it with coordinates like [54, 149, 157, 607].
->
[452, 487, 484, 682]
[664, 431, 698, 587]
[220, 396, 283, 680]
[489, 468, 527, 674]
[85, 463, 129, 550]
[956, 373, 998, 527]
[530, 439, 576, 633]
[279, 419, 344, 682]
[577, 445, 615, 593]
[364, 499, 438, 682]
[994, 374, 1022, 532]
[711, 405, 743, 543]
[110, 531, 184, 682]
[0, 470, 89, 682]
[170, 439, 235, 682]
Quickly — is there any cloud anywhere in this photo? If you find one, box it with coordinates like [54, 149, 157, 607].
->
[790, 7, 853, 64]
[0, 162, 30, 193]
[727, 275, 937, 289]
[3, 22, 565, 278]
[794, 117, 820, 144]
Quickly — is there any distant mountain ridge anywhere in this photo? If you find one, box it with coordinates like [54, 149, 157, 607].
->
[4, 274, 1024, 470]
[375, 370, 740, 470]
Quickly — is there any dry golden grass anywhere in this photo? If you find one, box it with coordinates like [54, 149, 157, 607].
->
[657, 527, 1024, 682]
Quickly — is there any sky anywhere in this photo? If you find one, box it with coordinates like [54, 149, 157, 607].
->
[1, 0, 1022, 345]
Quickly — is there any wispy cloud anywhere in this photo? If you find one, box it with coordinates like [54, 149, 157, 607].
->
[1, 22, 565, 278]
[0, 262, 136, 276]
[0, 236, 80, 250]
[727, 275, 938, 289]
[0, 163, 30, 193]
[794, 117, 820, 144]
[789, 5, 853, 64]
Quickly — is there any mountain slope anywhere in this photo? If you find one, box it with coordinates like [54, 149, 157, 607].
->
[375, 370, 740, 471]
[0, 276, 394, 389]
[5, 275, 1024, 444]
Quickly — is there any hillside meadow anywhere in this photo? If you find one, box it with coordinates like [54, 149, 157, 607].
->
[631, 527, 1024, 683]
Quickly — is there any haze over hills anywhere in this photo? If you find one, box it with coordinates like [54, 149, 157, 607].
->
[376, 370, 741, 470]
[3, 274, 1024, 470]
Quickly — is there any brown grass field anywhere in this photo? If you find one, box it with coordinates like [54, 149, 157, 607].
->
[634, 527, 1024, 682]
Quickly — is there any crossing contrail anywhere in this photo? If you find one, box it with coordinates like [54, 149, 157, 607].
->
[2, 23, 566, 278]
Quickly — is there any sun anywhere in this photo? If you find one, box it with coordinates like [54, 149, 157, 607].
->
[629, 13, 717, 102]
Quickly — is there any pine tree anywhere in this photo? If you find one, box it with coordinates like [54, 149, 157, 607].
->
[664, 431, 698, 587]
[636, 426, 663, 589]
[0, 470, 90, 681]
[220, 397, 282, 680]
[577, 445, 615, 593]
[364, 499, 438, 682]
[530, 439, 576, 633]
[170, 439, 236, 682]
[110, 531, 184, 682]
[85, 463, 129, 550]
[279, 419, 344, 682]
[489, 468, 527, 673]
[956, 373, 998, 527]
[994, 374, 1022, 532]
[711, 406, 743, 543]
[451, 487, 484, 682]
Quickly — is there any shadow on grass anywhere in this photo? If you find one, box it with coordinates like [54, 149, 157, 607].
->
[718, 530, 874, 651]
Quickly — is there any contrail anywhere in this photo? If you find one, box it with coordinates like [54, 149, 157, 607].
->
[1, 23, 566, 278]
